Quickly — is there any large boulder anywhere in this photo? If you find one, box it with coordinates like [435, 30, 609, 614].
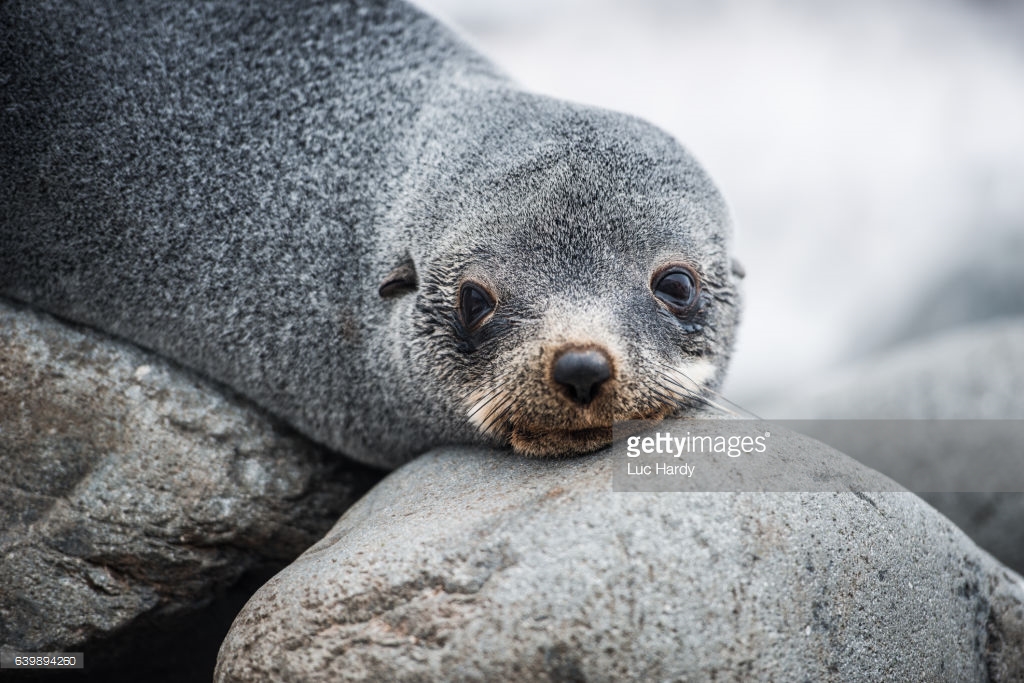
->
[759, 316, 1024, 574]
[216, 442, 1024, 681]
[0, 300, 381, 678]
[762, 317, 1024, 420]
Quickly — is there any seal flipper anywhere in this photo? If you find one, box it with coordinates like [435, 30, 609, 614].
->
[378, 258, 418, 298]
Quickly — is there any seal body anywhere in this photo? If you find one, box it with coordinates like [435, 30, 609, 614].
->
[1, 0, 742, 468]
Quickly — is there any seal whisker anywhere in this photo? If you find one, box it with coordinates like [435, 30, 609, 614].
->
[465, 379, 512, 421]
[486, 399, 519, 436]
[479, 392, 518, 437]
[463, 365, 517, 405]
[648, 385, 691, 412]
[653, 371, 745, 419]
[665, 363, 761, 419]
[466, 374, 518, 436]
[654, 378, 720, 415]
[651, 366, 757, 419]
[471, 390, 512, 431]
[649, 372, 701, 406]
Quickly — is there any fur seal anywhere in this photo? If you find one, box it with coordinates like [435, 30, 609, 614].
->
[1, 0, 742, 468]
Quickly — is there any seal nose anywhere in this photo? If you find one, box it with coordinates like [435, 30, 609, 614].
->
[552, 349, 612, 405]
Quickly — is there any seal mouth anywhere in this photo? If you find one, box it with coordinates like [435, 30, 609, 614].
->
[509, 425, 614, 457]
[508, 404, 674, 457]
[467, 374, 685, 457]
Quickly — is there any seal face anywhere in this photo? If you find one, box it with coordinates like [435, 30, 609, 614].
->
[389, 116, 741, 457]
[0, 0, 741, 467]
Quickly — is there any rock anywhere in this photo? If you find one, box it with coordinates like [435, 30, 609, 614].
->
[758, 316, 1024, 573]
[762, 317, 1024, 420]
[216, 442, 1024, 681]
[862, 231, 1024, 355]
[0, 300, 382, 676]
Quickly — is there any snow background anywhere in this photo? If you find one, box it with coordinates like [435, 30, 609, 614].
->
[412, 0, 1024, 408]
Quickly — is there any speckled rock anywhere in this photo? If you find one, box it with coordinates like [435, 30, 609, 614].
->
[759, 316, 1024, 573]
[216, 443, 1024, 682]
[0, 300, 381, 668]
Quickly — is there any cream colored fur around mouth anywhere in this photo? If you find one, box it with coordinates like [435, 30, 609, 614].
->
[465, 357, 719, 446]
[660, 359, 717, 399]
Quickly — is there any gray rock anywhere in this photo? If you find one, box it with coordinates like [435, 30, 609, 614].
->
[762, 316, 1024, 420]
[215, 443, 1024, 682]
[0, 300, 381, 670]
[758, 316, 1024, 573]
[861, 231, 1024, 355]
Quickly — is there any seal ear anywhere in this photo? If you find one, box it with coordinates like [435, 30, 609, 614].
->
[730, 258, 746, 280]
[379, 258, 418, 297]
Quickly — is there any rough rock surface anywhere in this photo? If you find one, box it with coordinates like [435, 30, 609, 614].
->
[0, 300, 381, 675]
[759, 316, 1024, 573]
[216, 443, 1024, 682]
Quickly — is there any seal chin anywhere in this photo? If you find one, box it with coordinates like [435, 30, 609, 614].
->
[502, 404, 678, 457]
[509, 425, 614, 458]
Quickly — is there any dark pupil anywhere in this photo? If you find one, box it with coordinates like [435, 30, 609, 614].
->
[460, 285, 493, 327]
[656, 271, 695, 307]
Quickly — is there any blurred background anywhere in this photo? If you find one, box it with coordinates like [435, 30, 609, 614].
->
[413, 0, 1024, 410]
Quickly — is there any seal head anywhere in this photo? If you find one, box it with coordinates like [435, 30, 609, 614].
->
[379, 94, 741, 457]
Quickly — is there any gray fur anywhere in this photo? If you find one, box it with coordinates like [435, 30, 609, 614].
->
[1, 0, 741, 468]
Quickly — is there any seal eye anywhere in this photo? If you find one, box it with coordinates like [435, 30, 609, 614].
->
[652, 267, 699, 312]
[459, 282, 494, 329]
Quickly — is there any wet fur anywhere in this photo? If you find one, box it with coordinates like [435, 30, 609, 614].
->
[1, 0, 741, 468]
